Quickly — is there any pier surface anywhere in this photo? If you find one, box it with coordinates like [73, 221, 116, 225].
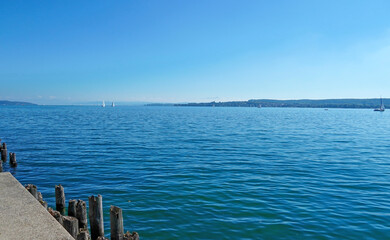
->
[0, 172, 73, 240]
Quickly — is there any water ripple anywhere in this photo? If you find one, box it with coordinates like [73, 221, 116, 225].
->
[1, 106, 390, 239]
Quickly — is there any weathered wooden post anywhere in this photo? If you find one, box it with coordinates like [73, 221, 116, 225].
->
[97, 237, 109, 240]
[35, 191, 48, 209]
[76, 199, 88, 230]
[38, 192, 43, 201]
[68, 199, 77, 217]
[63, 216, 79, 238]
[77, 230, 90, 240]
[110, 206, 124, 240]
[0, 140, 2, 166]
[55, 184, 66, 215]
[9, 152, 17, 167]
[1, 143, 7, 162]
[89, 195, 104, 240]
[124, 231, 139, 240]
[25, 184, 38, 199]
[48, 208, 63, 225]
[40, 200, 48, 209]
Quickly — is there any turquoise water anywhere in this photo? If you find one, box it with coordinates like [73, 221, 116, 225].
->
[1, 106, 390, 239]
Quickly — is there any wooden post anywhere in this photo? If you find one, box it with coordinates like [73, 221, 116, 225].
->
[0, 141, 4, 170]
[0, 140, 2, 168]
[77, 230, 90, 240]
[40, 200, 48, 209]
[68, 199, 77, 217]
[9, 152, 17, 167]
[89, 195, 104, 240]
[48, 208, 63, 226]
[1, 143, 7, 163]
[63, 216, 79, 238]
[124, 231, 139, 240]
[38, 192, 43, 202]
[110, 206, 124, 240]
[35, 191, 47, 209]
[25, 184, 38, 199]
[55, 184, 66, 215]
[76, 199, 88, 230]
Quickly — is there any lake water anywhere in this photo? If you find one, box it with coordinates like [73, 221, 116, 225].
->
[1, 106, 390, 239]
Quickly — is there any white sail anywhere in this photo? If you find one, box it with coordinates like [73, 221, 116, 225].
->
[381, 98, 385, 110]
[102, 101, 105, 107]
[112, 102, 115, 107]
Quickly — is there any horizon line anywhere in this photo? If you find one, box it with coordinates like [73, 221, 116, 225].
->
[1, 97, 388, 106]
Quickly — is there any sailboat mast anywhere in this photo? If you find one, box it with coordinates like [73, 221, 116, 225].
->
[382, 98, 385, 109]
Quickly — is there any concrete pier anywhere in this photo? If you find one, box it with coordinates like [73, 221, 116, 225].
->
[0, 172, 73, 240]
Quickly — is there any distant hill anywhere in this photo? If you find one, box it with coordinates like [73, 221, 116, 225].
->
[174, 98, 388, 109]
[0, 100, 37, 106]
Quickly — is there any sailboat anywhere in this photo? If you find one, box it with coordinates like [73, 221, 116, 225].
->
[111, 101, 115, 107]
[102, 101, 106, 108]
[374, 97, 385, 112]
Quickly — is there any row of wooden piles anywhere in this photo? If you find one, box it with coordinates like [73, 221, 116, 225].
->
[0, 140, 18, 171]
[0, 140, 138, 240]
[26, 183, 139, 240]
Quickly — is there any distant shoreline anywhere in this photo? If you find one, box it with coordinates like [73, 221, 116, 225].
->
[0, 100, 37, 106]
[147, 98, 387, 109]
[1, 98, 387, 109]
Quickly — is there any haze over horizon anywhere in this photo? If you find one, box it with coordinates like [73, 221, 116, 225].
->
[2, 1, 390, 105]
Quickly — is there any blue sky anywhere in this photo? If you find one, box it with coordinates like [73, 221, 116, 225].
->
[1, 0, 390, 104]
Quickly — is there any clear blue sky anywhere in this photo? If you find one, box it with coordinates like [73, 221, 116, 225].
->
[1, 0, 390, 104]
